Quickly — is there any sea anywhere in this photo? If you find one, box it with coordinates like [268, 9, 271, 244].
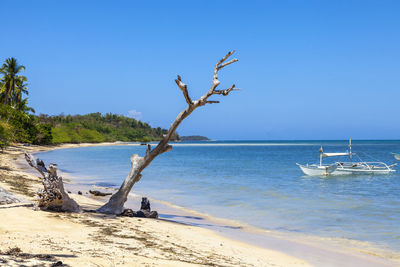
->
[35, 140, 400, 252]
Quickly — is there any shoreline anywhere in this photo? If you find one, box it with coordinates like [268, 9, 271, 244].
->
[1, 142, 399, 266]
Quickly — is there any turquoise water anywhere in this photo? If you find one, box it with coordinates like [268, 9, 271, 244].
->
[36, 140, 400, 251]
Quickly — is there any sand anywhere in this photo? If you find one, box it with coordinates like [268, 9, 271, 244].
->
[0, 143, 399, 266]
[0, 143, 311, 266]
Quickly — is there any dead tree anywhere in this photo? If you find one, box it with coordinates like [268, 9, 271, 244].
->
[98, 51, 239, 214]
[25, 153, 81, 212]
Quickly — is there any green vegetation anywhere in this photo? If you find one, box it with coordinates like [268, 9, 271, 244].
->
[179, 135, 210, 141]
[0, 57, 177, 149]
[37, 113, 178, 144]
[0, 57, 52, 148]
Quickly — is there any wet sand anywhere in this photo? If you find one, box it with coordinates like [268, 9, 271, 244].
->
[0, 143, 399, 266]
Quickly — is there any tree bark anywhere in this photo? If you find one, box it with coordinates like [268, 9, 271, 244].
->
[98, 51, 239, 214]
[24, 153, 81, 212]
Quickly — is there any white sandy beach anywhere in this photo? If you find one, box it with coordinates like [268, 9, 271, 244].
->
[0, 143, 399, 266]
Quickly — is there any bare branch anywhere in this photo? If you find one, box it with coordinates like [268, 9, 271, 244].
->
[98, 51, 240, 215]
[175, 75, 193, 105]
[217, 50, 235, 66]
[217, 58, 238, 70]
[213, 84, 240, 96]
[145, 144, 151, 158]
[205, 51, 238, 98]
[205, 100, 220, 104]
[162, 145, 173, 153]
[24, 152, 46, 178]
[134, 174, 143, 183]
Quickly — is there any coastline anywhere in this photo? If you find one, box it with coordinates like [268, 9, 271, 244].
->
[0, 143, 399, 266]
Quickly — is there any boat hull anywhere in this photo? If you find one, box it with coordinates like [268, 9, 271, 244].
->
[333, 166, 395, 175]
[394, 154, 400, 161]
[298, 163, 396, 176]
[297, 164, 337, 176]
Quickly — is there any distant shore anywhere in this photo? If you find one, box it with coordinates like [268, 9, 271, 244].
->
[1, 143, 399, 266]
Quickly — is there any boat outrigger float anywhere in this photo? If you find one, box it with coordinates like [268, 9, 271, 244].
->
[392, 153, 400, 161]
[297, 139, 397, 176]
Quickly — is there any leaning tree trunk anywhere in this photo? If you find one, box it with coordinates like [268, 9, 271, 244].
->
[98, 51, 239, 214]
[25, 153, 81, 212]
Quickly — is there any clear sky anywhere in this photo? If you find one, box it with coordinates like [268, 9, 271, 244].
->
[1, 0, 399, 140]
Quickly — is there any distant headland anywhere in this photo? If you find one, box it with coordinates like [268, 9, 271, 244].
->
[179, 135, 210, 141]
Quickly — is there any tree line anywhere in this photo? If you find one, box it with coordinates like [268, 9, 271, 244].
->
[37, 112, 178, 143]
[0, 58, 177, 150]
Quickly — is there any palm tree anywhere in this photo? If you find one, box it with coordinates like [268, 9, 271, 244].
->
[0, 80, 3, 104]
[13, 76, 28, 106]
[0, 58, 26, 105]
[16, 98, 35, 114]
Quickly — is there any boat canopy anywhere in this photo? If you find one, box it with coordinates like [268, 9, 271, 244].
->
[322, 152, 351, 157]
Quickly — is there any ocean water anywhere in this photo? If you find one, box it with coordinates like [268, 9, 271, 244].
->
[36, 140, 400, 251]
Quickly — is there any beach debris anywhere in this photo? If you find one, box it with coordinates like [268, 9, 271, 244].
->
[1, 247, 63, 266]
[140, 197, 151, 211]
[120, 197, 158, 218]
[0, 186, 26, 205]
[24, 152, 81, 212]
[51, 261, 63, 267]
[78, 191, 82, 195]
[89, 190, 112, 196]
[135, 209, 158, 218]
[121, 208, 135, 217]
[97, 51, 239, 215]
[5, 247, 21, 256]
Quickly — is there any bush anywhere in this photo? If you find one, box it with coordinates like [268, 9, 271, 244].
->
[34, 123, 53, 145]
[0, 122, 11, 152]
[39, 113, 178, 144]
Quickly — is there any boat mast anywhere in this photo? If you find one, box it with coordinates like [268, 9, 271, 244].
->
[319, 146, 323, 166]
[349, 138, 352, 162]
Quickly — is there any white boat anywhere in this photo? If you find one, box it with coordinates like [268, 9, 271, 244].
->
[297, 139, 396, 176]
[297, 149, 345, 176]
[392, 153, 400, 161]
[296, 163, 338, 176]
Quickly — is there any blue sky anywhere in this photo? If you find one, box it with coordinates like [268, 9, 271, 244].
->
[1, 0, 399, 139]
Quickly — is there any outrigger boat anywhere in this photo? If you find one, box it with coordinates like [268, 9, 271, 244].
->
[296, 146, 339, 176]
[297, 139, 397, 176]
[392, 153, 400, 161]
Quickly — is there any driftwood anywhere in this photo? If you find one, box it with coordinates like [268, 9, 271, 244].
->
[24, 153, 80, 212]
[120, 197, 158, 218]
[98, 51, 239, 215]
[0, 186, 25, 205]
[89, 190, 112, 196]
